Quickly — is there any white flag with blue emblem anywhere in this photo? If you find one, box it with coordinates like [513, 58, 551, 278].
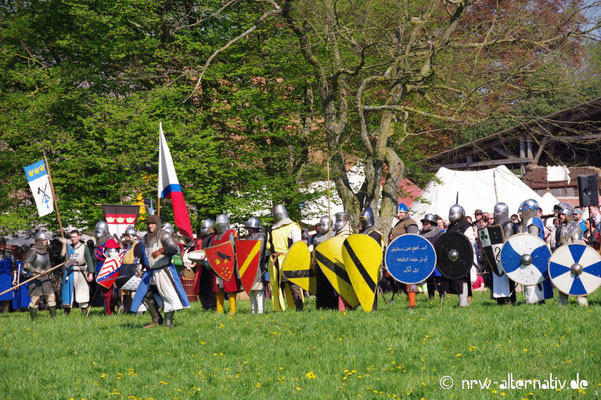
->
[24, 160, 54, 217]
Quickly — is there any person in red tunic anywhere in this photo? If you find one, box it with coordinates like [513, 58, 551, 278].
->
[212, 214, 241, 314]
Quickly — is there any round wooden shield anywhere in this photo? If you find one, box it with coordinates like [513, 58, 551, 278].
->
[434, 231, 473, 280]
[500, 233, 551, 286]
[385, 234, 436, 284]
[549, 244, 601, 296]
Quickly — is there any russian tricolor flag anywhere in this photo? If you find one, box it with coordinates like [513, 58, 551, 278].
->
[158, 123, 193, 239]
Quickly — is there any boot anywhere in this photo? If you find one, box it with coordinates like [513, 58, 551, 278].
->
[81, 307, 88, 315]
[0, 301, 9, 314]
[29, 307, 37, 321]
[143, 299, 161, 328]
[228, 295, 236, 314]
[64, 307, 71, 316]
[49, 306, 57, 319]
[216, 291, 225, 314]
[294, 296, 303, 312]
[164, 312, 174, 328]
[408, 292, 416, 309]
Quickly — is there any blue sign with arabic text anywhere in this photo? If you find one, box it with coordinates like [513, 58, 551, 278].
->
[385, 234, 436, 284]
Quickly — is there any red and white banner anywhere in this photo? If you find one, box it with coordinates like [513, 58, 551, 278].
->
[102, 204, 140, 237]
[158, 123, 193, 239]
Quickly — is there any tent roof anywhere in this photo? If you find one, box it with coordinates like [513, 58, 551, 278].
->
[410, 165, 543, 222]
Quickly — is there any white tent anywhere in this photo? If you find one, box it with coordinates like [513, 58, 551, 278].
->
[410, 165, 544, 222]
[539, 190, 561, 215]
[300, 165, 364, 225]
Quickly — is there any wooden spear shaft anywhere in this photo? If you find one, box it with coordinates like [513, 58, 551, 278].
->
[0, 262, 67, 296]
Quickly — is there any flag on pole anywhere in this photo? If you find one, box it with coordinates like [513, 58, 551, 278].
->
[158, 123, 193, 239]
[101, 204, 140, 237]
[24, 160, 54, 217]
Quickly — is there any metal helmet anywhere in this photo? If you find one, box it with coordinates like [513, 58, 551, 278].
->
[493, 202, 509, 225]
[334, 212, 350, 233]
[557, 204, 574, 220]
[301, 228, 309, 241]
[448, 205, 465, 224]
[519, 199, 540, 222]
[318, 216, 332, 234]
[360, 207, 375, 229]
[34, 230, 49, 242]
[215, 214, 230, 234]
[272, 203, 289, 224]
[245, 217, 261, 230]
[94, 221, 109, 240]
[200, 219, 214, 236]
[124, 225, 138, 238]
[162, 222, 175, 234]
[420, 213, 437, 226]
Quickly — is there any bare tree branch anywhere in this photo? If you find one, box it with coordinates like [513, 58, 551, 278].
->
[184, 1, 281, 102]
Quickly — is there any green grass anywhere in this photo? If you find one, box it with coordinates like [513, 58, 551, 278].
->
[1, 290, 600, 400]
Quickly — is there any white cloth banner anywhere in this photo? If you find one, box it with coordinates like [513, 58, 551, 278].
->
[547, 166, 570, 184]
[24, 159, 54, 217]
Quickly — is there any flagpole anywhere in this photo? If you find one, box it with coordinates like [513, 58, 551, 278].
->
[327, 158, 331, 238]
[43, 152, 65, 239]
[157, 198, 161, 217]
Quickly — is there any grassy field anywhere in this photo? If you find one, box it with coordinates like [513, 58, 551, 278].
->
[1, 290, 600, 400]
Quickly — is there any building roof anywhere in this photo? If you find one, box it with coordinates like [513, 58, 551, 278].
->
[424, 97, 601, 170]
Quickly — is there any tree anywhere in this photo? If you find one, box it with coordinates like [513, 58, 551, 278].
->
[189, 0, 601, 239]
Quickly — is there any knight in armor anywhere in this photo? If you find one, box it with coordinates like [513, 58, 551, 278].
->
[334, 212, 353, 237]
[94, 221, 116, 315]
[419, 214, 446, 300]
[267, 203, 303, 311]
[312, 216, 338, 310]
[117, 226, 143, 312]
[519, 199, 553, 304]
[60, 230, 94, 315]
[23, 231, 57, 320]
[334, 211, 354, 311]
[554, 204, 588, 306]
[193, 219, 217, 311]
[213, 214, 242, 314]
[446, 205, 475, 307]
[130, 215, 190, 328]
[359, 207, 384, 310]
[245, 217, 267, 314]
[0, 239, 15, 313]
[389, 204, 420, 308]
[490, 203, 516, 305]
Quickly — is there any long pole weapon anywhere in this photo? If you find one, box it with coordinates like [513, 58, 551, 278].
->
[0, 262, 67, 296]
[327, 159, 332, 238]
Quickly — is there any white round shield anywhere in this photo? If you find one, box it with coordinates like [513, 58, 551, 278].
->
[500, 233, 551, 286]
[549, 244, 601, 296]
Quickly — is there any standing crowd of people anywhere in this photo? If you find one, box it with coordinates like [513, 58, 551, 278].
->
[1, 200, 600, 327]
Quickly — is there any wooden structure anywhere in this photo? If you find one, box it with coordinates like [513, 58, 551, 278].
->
[424, 98, 601, 205]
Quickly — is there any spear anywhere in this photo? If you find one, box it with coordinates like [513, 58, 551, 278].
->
[0, 261, 70, 296]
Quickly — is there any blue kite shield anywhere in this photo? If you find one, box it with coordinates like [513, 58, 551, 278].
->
[0, 259, 13, 302]
[549, 244, 601, 296]
[12, 261, 30, 309]
[385, 234, 436, 284]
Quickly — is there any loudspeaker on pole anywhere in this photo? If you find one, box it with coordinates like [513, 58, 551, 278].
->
[577, 175, 599, 207]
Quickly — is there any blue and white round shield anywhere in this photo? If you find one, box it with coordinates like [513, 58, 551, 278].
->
[500, 233, 551, 286]
[385, 234, 436, 284]
[549, 244, 601, 296]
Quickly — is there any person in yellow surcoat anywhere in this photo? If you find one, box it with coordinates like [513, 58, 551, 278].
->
[266, 203, 303, 311]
